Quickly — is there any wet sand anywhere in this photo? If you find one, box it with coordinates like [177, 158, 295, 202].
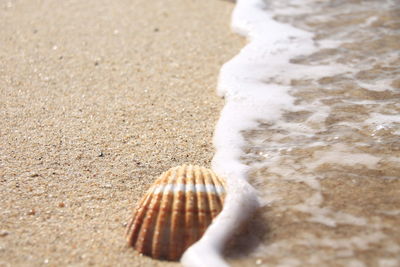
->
[0, 0, 243, 266]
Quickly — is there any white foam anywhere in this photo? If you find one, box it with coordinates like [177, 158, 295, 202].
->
[309, 143, 382, 169]
[366, 113, 400, 125]
[181, 0, 317, 266]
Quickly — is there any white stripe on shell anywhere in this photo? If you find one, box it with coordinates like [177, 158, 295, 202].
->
[151, 183, 225, 195]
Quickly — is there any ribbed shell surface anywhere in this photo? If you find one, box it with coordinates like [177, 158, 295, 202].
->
[126, 165, 226, 261]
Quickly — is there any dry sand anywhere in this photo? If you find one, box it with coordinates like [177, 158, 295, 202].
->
[0, 0, 243, 266]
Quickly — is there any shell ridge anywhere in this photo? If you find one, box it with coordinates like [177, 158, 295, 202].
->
[136, 183, 166, 255]
[151, 168, 176, 259]
[126, 183, 157, 245]
[204, 169, 220, 219]
[210, 170, 226, 210]
[184, 165, 198, 251]
[201, 168, 212, 227]
[168, 165, 187, 260]
[195, 167, 210, 234]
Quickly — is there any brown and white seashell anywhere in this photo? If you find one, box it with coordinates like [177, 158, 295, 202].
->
[125, 165, 226, 261]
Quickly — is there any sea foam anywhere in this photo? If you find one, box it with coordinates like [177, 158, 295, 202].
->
[181, 0, 316, 266]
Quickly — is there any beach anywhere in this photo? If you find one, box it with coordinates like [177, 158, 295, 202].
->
[2, 0, 400, 266]
[0, 0, 242, 266]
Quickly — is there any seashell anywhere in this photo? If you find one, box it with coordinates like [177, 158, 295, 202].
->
[125, 165, 226, 261]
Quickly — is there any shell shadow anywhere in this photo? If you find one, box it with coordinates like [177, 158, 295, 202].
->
[223, 207, 269, 259]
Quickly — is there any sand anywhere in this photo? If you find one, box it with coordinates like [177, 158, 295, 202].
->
[0, 0, 243, 266]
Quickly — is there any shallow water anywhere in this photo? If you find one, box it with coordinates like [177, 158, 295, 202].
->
[226, 0, 399, 266]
